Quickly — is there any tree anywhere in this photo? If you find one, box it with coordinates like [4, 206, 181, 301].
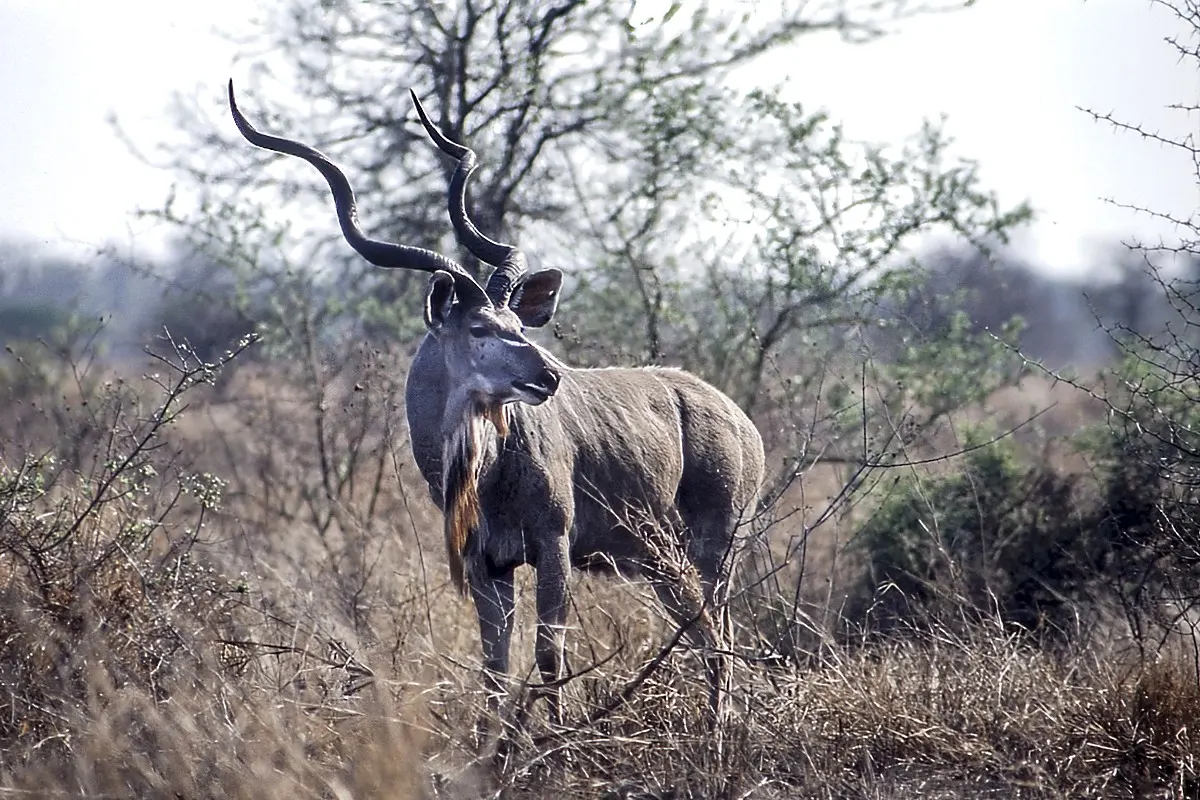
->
[142, 1, 1034, 647]
[146, 0, 1022, 363]
[1043, 0, 1200, 649]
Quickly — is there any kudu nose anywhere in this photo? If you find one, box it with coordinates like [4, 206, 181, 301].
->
[539, 366, 561, 396]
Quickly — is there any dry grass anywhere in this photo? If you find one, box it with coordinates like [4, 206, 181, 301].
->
[1, 349, 1196, 798]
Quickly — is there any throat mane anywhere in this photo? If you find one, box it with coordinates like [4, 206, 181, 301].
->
[442, 399, 510, 595]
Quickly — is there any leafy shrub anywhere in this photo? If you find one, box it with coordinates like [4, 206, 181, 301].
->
[0, 299, 72, 346]
[144, 286, 258, 365]
[1077, 350, 1200, 647]
[854, 370, 1200, 644]
[851, 436, 1094, 635]
[0, 336, 253, 764]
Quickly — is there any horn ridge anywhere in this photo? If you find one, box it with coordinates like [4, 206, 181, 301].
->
[409, 89, 529, 305]
[228, 79, 488, 306]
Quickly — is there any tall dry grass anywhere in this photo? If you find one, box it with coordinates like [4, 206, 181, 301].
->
[1, 342, 1197, 798]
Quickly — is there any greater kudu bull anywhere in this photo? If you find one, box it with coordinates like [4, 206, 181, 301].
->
[228, 81, 765, 722]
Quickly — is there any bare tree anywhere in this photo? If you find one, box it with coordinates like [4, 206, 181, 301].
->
[146, 1, 1023, 361]
[1036, 0, 1200, 651]
[143, 0, 1036, 667]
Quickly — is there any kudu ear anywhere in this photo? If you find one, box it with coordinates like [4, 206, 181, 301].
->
[424, 271, 457, 332]
[509, 269, 563, 328]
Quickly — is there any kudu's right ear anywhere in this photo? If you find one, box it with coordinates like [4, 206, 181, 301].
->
[424, 271, 457, 332]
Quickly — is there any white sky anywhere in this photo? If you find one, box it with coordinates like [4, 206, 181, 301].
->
[0, 1, 1194, 278]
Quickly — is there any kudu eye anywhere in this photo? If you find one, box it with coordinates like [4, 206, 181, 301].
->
[468, 325, 490, 339]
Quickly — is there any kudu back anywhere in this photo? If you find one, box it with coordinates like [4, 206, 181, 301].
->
[228, 81, 765, 722]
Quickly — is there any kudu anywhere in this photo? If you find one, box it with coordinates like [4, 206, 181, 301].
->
[228, 81, 765, 722]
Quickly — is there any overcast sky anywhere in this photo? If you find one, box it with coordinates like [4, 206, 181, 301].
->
[0, 1, 1193, 279]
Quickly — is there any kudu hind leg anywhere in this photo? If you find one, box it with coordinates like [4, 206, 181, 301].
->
[686, 510, 743, 727]
[696, 557, 734, 727]
[648, 567, 729, 726]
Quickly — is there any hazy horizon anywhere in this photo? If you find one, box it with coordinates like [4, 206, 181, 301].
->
[0, 1, 1193, 279]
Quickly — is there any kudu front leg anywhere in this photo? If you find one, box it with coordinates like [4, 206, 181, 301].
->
[535, 540, 571, 724]
[469, 568, 516, 713]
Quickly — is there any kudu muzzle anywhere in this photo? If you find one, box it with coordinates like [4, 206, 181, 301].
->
[510, 345, 562, 404]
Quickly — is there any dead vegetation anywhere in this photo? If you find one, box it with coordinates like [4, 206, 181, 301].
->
[1, 339, 1197, 799]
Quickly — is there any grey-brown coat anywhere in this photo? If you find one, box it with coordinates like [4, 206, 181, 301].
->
[229, 81, 765, 723]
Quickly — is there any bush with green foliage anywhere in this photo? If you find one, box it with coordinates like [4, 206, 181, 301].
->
[852, 436, 1093, 634]
[0, 300, 73, 347]
[1074, 344, 1200, 646]
[0, 336, 253, 764]
[854, 362, 1200, 643]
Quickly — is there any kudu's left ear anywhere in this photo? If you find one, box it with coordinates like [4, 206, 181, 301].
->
[509, 269, 563, 328]
[424, 271, 457, 332]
